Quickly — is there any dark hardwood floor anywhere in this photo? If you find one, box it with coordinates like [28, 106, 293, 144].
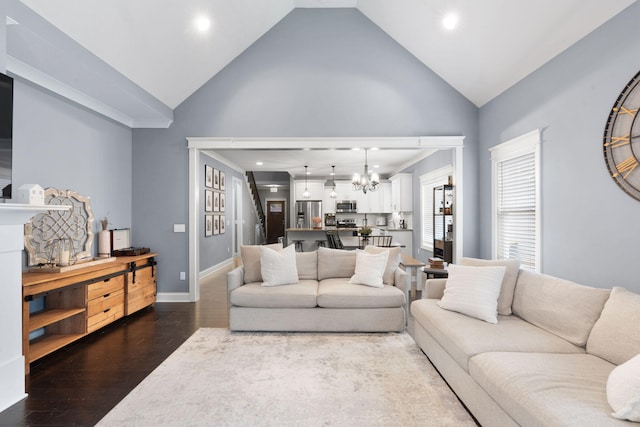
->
[0, 272, 228, 427]
[0, 268, 420, 426]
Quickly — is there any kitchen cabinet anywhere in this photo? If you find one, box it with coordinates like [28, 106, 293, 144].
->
[334, 181, 354, 201]
[390, 173, 413, 212]
[357, 182, 391, 213]
[294, 180, 325, 201]
[323, 188, 336, 213]
[388, 230, 412, 256]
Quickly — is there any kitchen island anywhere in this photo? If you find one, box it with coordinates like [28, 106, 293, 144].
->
[285, 228, 360, 251]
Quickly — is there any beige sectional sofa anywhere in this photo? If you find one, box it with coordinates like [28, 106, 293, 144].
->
[227, 245, 410, 332]
[412, 258, 640, 426]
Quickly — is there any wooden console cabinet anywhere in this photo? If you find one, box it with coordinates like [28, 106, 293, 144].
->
[22, 254, 157, 373]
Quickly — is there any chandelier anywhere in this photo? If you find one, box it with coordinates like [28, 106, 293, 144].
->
[352, 149, 379, 194]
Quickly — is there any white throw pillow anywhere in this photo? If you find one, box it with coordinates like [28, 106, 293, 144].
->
[364, 245, 401, 285]
[260, 244, 298, 287]
[348, 250, 389, 288]
[437, 264, 507, 324]
[607, 353, 640, 422]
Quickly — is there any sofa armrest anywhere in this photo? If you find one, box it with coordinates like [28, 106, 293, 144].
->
[423, 278, 447, 299]
[227, 266, 245, 292]
[394, 268, 410, 294]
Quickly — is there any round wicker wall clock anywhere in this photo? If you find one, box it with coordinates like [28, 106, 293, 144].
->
[603, 70, 640, 201]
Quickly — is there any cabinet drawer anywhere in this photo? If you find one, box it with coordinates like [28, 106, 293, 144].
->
[87, 275, 125, 300]
[87, 289, 125, 317]
[87, 303, 124, 333]
[126, 287, 156, 315]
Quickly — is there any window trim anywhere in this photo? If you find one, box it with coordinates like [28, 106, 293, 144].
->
[490, 129, 541, 272]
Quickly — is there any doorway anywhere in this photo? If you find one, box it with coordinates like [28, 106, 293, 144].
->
[266, 199, 286, 244]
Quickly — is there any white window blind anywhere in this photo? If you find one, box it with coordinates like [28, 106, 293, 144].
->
[491, 130, 540, 272]
[420, 166, 453, 252]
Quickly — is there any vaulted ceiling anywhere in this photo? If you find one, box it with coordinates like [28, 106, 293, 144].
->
[19, 0, 636, 110]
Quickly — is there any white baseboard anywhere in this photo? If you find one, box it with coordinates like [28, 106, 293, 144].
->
[157, 258, 235, 303]
[199, 257, 235, 279]
[156, 292, 191, 302]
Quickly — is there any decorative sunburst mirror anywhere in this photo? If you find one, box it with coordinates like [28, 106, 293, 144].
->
[24, 188, 95, 266]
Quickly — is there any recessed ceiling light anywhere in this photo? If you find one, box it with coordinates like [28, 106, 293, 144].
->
[256, 161, 263, 166]
[442, 13, 458, 30]
[195, 16, 211, 32]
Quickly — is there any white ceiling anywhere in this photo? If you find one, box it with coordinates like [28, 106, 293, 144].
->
[19, 0, 635, 109]
[212, 147, 439, 181]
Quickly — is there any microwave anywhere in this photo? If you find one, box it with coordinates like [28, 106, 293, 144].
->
[336, 200, 357, 213]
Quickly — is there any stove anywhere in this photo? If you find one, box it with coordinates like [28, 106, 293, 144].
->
[336, 219, 357, 228]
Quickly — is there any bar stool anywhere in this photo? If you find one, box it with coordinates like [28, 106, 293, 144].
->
[292, 240, 304, 252]
[315, 239, 327, 249]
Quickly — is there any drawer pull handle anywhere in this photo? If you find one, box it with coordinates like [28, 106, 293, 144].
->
[104, 308, 111, 313]
[103, 278, 111, 282]
[103, 293, 110, 298]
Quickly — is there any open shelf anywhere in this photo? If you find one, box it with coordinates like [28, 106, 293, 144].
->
[29, 333, 86, 363]
[29, 308, 86, 332]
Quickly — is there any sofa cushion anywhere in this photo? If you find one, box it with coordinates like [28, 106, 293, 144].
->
[411, 299, 584, 372]
[438, 264, 506, 324]
[296, 251, 318, 281]
[460, 257, 520, 315]
[364, 245, 401, 285]
[230, 280, 318, 308]
[260, 244, 298, 287]
[317, 278, 405, 308]
[607, 354, 640, 421]
[317, 247, 356, 280]
[587, 287, 640, 365]
[469, 352, 618, 427]
[512, 269, 611, 347]
[348, 250, 389, 288]
[241, 243, 283, 283]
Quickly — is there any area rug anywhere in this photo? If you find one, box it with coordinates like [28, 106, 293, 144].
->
[97, 328, 475, 426]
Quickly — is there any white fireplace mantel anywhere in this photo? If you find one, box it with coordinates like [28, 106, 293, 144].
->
[0, 203, 70, 412]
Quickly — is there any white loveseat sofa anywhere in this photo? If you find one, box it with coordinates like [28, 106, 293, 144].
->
[227, 245, 410, 332]
[411, 257, 640, 426]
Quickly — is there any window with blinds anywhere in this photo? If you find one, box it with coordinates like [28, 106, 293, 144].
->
[420, 166, 453, 252]
[491, 130, 540, 272]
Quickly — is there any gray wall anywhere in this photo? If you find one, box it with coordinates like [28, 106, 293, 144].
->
[479, 2, 640, 292]
[132, 8, 480, 293]
[199, 152, 237, 271]
[13, 79, 133, 256]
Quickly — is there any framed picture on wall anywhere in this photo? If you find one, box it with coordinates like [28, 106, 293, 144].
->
[205, 215, 213, 237]
[220, 193, 226, 212]
[220, 215, 226, 234]
[220, 171, 226, 191]
[205, 190, 213, 212]
[213, 215, 220, 235]
[214, 168, 220, 190]
[205, 165, 213, 188]
[213, 191, 220, 212]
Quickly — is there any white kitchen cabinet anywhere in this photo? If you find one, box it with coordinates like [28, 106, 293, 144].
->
[357, 182, 390, 213]
[294, 180, 325, 201]
[334, 181, 355, 201]
[390, 173, 413, 212]
[323, 188, 336, 213]
[388, 230, 413, 256]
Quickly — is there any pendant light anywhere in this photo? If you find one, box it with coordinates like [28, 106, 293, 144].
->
[303, 165, 311, 198]
[329, 165, 337, 198]
[352, 149, 379, 194]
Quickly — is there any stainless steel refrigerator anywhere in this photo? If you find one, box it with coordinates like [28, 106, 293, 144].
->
[295, 200, 322, 228]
